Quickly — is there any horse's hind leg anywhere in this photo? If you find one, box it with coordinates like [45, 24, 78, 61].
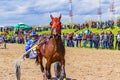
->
[36, 51, 44, 72]
[37, 53, 47, 80]
[40, 56, 44, 73]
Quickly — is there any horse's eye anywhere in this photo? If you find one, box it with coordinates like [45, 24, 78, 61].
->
[50, 22, 52, 25]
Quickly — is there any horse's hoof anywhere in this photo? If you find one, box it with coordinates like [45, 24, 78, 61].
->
[46, 72, 51, 79]
[59, 77, 66, 80]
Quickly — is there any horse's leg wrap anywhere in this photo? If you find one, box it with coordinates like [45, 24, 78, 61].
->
[59, 66, 66, 80]
[60, 60, 66, 80]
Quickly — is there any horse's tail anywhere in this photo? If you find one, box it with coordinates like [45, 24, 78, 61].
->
[15, 50, 30, 80]
[35, 51, 42, 65]
[15, 60, 21, 80]
[15, 40, 45, 80]
[35, 55, 39, 65]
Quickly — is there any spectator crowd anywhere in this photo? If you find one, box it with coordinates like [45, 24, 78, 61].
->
[61, 30, 120, 50]
[0, 20, 120, 50]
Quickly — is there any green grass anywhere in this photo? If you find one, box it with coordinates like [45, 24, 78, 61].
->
[37, 26, 120, 35]
[8, 31, 14, 35]
[6, 26, 120, 36]
[37, 30, 51, 35]
[37, 29, 75, 35]
[75, 26, 120, 35]
[62, 29, 75, 34]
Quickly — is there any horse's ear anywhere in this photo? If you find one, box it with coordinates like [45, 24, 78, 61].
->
[59, 14, 62, 19]
[50, 14, 53, 19]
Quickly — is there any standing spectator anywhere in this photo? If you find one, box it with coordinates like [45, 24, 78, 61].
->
[93, 33, 100, 49]
[103, 32, 108, 49]
[115, 34, 118, 49]
[69, 32, 74, 47]
[96, 33, 100, 49]
[0, 35, 3, 43]
[11, 35, 16, 43]
[117, 20, 120, 28]
[117, 31, 120, 50]
[100, 21, 103, 29]
[23, 35, 28, 44]
[66, 33, 69, 47]
[108, 31, 114, 49]
[88, 32, 93, 48]
[76, 33, 82, 47]
[73, 34, 77, 47]
[3, 34, 7, 43]
[100, 32, 104, 49]
[82, 32, 88, 48]
[76, 33, 79, 47]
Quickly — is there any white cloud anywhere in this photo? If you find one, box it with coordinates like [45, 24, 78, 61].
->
[0, 0, 119, 26]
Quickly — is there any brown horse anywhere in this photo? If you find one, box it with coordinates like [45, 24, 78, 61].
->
[36, 14, 66, 80]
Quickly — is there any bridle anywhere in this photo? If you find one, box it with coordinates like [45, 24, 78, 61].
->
[50, 21, 61, 38]
[50, 14, 62, 38]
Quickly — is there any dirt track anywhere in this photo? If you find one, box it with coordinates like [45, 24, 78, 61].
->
[0, 44, 120, 80]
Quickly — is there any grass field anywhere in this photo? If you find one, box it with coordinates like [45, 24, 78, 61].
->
[5, 25, 120, 35]
[37, 26, 120, 35]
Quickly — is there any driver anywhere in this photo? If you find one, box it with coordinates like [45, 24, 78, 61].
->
[25, 31, 38, 59]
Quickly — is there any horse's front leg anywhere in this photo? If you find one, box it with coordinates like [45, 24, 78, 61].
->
[60, 59, 66, 79]
[45, 61, 52, 79]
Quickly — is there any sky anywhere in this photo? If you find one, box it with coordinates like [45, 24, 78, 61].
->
[0, 0, 120, 26]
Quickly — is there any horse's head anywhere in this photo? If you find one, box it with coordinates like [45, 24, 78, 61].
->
[50, 14, 61, 37]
